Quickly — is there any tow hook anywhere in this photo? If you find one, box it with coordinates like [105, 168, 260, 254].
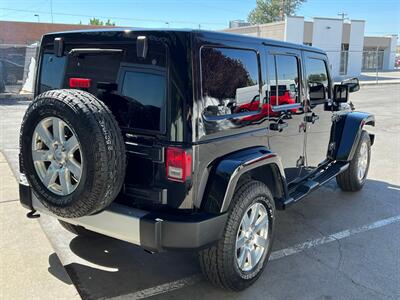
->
[26, 209, 40, 219]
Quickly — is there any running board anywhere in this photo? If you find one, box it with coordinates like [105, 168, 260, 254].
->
[284, 161, 349, 208]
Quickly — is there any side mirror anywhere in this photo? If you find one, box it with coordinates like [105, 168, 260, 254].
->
[333, 84, 349, 103]
[341, 77, 360, 93]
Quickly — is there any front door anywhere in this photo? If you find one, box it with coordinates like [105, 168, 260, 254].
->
[302, 53, 333, 167]
[265, 47, 307, 183]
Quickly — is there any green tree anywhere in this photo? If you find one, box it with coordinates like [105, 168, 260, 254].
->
[89, 17, 103, 25]
[104, 19, 116, 26]
[89, 18, 116, 26]
[201, 48, 254, 101]
[248, 0, 306, 24]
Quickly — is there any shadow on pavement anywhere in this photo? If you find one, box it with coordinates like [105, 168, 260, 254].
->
[46, 178, 400, 300]
[65, 234, 199, 299]
[47, 253, 75, 285]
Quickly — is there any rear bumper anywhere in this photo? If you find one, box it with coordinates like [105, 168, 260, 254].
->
[19, 177, 227, 252]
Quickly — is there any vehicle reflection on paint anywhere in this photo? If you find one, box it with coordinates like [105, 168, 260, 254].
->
[233, 85, 298, 123]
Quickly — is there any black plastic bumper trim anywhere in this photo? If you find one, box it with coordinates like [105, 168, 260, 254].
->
[140, 212, 228, 252]
[19, 180, 33, 210]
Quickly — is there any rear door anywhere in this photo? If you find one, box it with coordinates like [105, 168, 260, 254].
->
[265, 46, 307, 183]
[302, 52, 333, 167]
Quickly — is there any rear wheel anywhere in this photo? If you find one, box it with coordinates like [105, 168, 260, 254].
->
[336, 130, 371, 191]
[198, 180, 275, 291]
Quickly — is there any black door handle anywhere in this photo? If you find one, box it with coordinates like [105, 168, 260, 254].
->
[270, 122, 288, 132]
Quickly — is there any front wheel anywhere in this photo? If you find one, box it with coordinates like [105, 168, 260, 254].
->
[336, 130, 371, 191]
[198, 180, 275, 291]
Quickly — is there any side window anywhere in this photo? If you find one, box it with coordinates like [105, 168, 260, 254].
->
[201, 47, 259, 116]
[305, 58, 329, 101]
[120, 69, 167, 132]
[271, 55, 300, 105]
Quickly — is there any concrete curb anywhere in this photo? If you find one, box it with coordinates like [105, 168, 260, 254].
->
[360, 81, 400, 86]
[0, 93, 33, 101]
[0, 151, 80, 299]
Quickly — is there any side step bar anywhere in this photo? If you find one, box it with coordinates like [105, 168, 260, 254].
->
[284, 161, 349, 208]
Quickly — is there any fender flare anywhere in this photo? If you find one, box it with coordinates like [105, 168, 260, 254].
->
[332, 111, 375, 161]
[201, 146, 287, 213]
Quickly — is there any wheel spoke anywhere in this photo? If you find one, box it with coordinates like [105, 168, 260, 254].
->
[64, 135, 79, 154]
[249, 204, 259, 226]
[254, 214, 269, 232]
[42, 164, 58, 187]
[59, 168, 73, 195]
[239, 248, 248, 269]
[35, 123, 54, 148]
[32, 150, 51, 162]
[246, 248, 254, 268]
[52, 118, 65, 143]
[250, 248, 257, 268]
[66, 158, 82, 180]
[241, 212, 251, 231]
[236, 236, 245, 250]
[253, 234, 268, 249]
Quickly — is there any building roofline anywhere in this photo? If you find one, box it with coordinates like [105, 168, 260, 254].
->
[0, 20, 114, 28]
[313, 17, 344, 21]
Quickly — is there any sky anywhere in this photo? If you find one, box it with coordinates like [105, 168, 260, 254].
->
[0, 0, 399, 36]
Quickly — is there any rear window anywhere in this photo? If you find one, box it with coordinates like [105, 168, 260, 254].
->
[39, 53, 66, 92]
[38, 40, 168, 133]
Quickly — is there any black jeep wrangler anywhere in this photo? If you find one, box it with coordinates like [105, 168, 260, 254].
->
[19, 29, 374, 291]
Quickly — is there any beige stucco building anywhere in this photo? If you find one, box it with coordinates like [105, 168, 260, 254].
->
[223, 16, 398, 78]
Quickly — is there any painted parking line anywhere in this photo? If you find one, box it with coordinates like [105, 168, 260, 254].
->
[388, 186, 400, 191]
[108, 274, 203, 300]
[110, 214, 400, 300]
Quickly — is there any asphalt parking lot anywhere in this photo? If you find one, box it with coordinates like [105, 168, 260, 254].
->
[1, 84, 399, 300]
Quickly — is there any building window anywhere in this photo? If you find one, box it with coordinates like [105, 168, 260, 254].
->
[362, 47, 384, 70]
[201, 47, 260, 116]
[340, 43, 349, 75]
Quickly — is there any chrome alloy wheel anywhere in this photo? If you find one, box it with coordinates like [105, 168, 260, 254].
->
[357, 142, 368, 181]
[235, 202, 269, 272]
[31, 117, 83, 196]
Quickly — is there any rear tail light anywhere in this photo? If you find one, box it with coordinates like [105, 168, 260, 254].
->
[69, 78, 91, 89]
[166, 147, 192, 182]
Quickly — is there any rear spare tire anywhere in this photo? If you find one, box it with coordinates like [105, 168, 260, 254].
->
[20, 89, 126, 218]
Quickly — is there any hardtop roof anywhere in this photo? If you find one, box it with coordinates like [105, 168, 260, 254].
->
[43, 28, 325, 54]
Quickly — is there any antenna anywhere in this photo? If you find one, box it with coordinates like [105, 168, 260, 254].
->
[50, 0, 54, 23]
